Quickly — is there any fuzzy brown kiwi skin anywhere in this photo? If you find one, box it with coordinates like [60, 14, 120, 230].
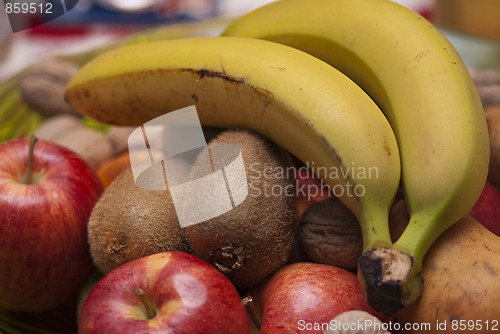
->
[185, 129, 298, 290]
[87, 167, 191, 274]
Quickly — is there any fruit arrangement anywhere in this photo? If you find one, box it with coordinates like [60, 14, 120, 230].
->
[1, 0, 500, 333]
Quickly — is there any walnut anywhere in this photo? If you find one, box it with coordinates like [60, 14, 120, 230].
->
[19, 58, 80, 116]
[299, 197, 362, 272]
[34, 115, 113, 170]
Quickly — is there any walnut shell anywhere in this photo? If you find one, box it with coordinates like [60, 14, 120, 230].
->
[299, 197, 362, 272]
[19, 59, 80, 116]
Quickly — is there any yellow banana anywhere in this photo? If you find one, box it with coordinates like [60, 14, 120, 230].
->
[223, 0, 489, 314]
[65, 36, 400, 260]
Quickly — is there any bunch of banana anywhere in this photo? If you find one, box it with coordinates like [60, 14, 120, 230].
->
[64, 35, 402, 289]
[222, 0, 489, 315]
[0, 16, 232, 144]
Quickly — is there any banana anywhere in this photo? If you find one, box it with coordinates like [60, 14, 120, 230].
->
[222, 0, 490, 314]
[65, 36, 400, 258]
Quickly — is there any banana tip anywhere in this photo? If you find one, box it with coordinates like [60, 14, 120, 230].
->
[358, 247, 423, 316]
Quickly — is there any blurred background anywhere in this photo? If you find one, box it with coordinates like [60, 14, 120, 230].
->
[1, 0, 499, 80]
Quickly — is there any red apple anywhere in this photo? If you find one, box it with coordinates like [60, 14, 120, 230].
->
[468, 181, 500, 236]
[78, 251, 249, 334]
[295, 166, 333, 223]
[254, 262, 391, 333]
[0, 137, 102, 311]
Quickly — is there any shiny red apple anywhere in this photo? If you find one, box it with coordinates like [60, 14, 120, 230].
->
[0, 137, 102, 311]
[254, 262, 392, 334]
[468, 181, 500, 236]
[78, 251, 249, 334]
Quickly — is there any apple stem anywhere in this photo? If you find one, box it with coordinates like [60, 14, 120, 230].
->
[133, 287, 156, 320]
[26, 135, 38, 185]
[242, 295, 261, 330]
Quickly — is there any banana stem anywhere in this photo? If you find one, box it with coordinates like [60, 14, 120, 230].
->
[358, 247, 423, 316]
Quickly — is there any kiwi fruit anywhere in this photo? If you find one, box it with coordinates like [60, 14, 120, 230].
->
[185, 129, 297, 289]
[87, 167, 191, 274]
